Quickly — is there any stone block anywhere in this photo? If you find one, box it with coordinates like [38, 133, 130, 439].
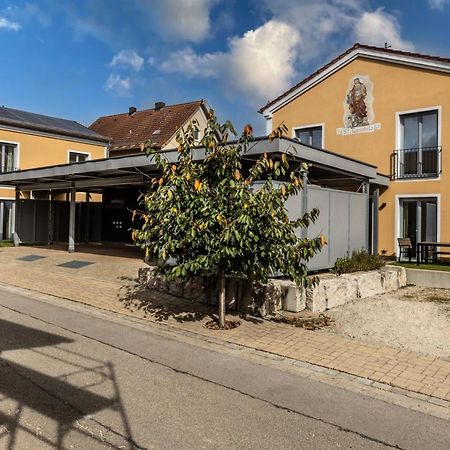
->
[278, 280, 306, 312]
[354, 271, 384, 298]
[325, 276, 358, 309]
[380, 267, 400, 292]
[306, 282, 327, 312]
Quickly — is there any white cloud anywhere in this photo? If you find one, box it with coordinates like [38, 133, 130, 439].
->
[354, 8, 414, 51]
[226, 21, 300, 103]
[110, 50, 144, 71]
[160, 47, 221, 78]
[0, 17, 20, 31]
[144, 0, 218, 42]
[161, 20, 300, 105]
[105, 74, 131, 96]
[428, 0, 450, 9]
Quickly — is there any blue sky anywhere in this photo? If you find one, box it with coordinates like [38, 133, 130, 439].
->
[1, 0, 450, 135]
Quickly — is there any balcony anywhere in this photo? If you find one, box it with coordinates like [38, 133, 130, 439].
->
[392, 146, 441, 180]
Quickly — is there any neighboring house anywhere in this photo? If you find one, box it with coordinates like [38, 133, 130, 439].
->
[89, 100, 210, 157]
[0, 106, 108, 240]
[260, 43, 450, 257]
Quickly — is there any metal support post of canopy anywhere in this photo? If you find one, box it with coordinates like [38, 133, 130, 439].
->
[68, 187, 76, 253]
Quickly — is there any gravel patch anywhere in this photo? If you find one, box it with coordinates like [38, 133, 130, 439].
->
[324, 285, 450, 359]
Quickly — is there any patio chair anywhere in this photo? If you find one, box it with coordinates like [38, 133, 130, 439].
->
[397, 237, 413, 263]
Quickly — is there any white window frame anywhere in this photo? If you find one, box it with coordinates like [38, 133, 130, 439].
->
[0, 140, 20, 190]
[68, 150, 91, 163]
[395, 193, 441, 257]
[394, 106, 442, 181]
[292, 123, 325, 148]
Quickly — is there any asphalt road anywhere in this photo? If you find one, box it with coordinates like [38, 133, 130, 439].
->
[0, 287, 449, 449]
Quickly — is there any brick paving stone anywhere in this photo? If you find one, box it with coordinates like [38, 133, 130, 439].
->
[1, 245, 450, 401]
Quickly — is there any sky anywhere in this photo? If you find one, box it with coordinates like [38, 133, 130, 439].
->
[1, 0, 450, 135]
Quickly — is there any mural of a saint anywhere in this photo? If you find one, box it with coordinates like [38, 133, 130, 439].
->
[346, 77, 369, 128]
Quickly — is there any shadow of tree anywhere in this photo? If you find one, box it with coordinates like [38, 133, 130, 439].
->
[118, 279, 266, 327]
[119, 282, 217, 323]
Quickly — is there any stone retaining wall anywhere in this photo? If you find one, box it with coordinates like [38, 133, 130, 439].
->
[138, 265, 406, 317]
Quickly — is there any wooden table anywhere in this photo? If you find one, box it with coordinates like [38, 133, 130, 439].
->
[416, 241, 450, 265]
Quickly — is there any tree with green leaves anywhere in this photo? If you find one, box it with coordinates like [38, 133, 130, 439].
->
[132, 111, 324, 329]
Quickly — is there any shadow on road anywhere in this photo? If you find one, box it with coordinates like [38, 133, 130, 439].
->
[0, 318, 140, 449]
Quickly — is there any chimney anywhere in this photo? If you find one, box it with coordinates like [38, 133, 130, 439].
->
[154, 101, 166, 111]
[128, 106, 137, 116]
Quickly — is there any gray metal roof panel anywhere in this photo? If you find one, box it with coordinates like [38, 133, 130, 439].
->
[0, 106, 109, 143]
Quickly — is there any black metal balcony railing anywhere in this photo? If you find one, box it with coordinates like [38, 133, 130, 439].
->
[391, 146, 441, 179]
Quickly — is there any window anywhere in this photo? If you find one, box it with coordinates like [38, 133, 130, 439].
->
[294, 126, 323, 148]
[399, 197, 437, 257]
[69, 151, 89, 163]
[396, 110, 440, 178]
[0, 143, 17, 173]
[0, 200, 14, 240]
[193, 129, 200, 142]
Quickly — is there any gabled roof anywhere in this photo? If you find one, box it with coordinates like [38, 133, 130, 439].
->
[0, 106, 109, 143]
[89, 100, 207, 152]
[260, 43, 450, 115]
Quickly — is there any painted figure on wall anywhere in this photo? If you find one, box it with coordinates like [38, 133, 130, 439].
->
[346, 77, 369, 128]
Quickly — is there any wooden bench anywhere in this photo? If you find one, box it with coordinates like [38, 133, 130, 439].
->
[397, 237, 413, 262]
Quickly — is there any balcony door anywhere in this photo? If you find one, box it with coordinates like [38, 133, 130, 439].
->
[399, 110, 439, 178]
[399, 197, 437, 256]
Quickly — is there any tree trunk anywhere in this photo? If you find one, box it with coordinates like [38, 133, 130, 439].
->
[218, 271, 226, 329]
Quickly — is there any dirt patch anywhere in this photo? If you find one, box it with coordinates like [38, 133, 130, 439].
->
[324, 286, 450, 358]
[271, 314, 334, 330]
[204, 320, 241, 330]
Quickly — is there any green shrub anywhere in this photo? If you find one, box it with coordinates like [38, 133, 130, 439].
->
[332, 250, 385, 275]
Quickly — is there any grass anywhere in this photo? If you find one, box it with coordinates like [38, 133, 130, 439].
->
[0, 240, 14, 248]
[393, 261, 450, 272]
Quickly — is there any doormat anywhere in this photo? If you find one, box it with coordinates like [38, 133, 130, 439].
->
[17, 255, 47, 262]
[57, 260, 95, 269]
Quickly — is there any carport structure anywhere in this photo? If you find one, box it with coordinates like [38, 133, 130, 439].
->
[0, 137, 389, 267]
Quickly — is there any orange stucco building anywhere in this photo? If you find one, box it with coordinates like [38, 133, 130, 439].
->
[260, 43, 450, 257]
[0, 107, 108, 240]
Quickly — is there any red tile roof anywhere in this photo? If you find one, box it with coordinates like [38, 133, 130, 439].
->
[259, 43, 450, 114]
[89, 100, 206, 151]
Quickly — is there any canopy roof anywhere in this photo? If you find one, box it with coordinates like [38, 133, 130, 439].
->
[0, 137, 389, 192]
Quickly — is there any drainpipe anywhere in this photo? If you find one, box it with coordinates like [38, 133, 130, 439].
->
[373, 187, 380, 255]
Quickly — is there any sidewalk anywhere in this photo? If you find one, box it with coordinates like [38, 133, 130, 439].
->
[0, 246, 449, 404]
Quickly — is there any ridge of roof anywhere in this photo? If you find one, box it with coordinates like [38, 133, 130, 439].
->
[0, 106, 109, 143]
[259, 43, 450, 114]
[95, 99, 204, 120]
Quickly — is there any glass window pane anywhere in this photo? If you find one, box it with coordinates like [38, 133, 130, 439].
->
[69, 152, 88, 163]
[311, 127, 322, 148]
[402, 115, 419, 149]
[421, 200, 437, 242]
[296, 130, 311, 145]
[422, 111, 438, 148]
[422, 147, 438, 174]
[403, 150, 418, 176]
[295, 126, 322, 147]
